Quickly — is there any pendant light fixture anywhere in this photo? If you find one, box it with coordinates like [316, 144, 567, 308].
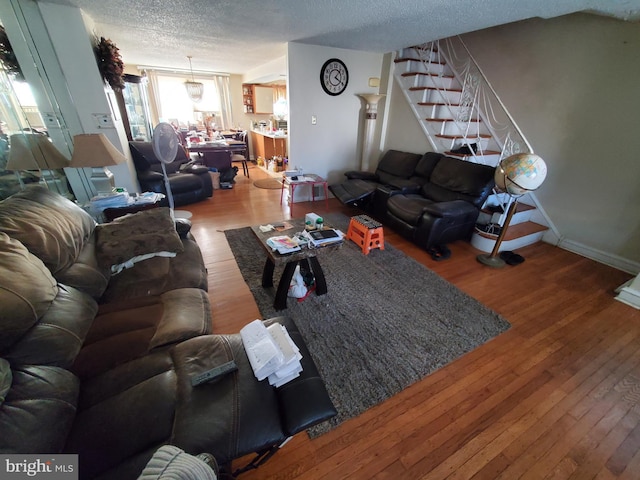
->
[184, 55, 204, 103]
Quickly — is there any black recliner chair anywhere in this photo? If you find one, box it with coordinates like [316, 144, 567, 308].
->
[130, 141, 213, 207]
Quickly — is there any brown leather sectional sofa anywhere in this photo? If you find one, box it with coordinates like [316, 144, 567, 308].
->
[0, 187, 335, 479]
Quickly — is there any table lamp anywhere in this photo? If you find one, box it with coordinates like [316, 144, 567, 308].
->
[6, 133, 71, 196]
[476, 152, 547, 268]
[69, 133, 127, 195]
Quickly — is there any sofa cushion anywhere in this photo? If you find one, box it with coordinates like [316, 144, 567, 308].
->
[72, 288, 211, 379]
[4, 285, 98, 368]
[0, 232, 58, 352]
[55, 235, 110, 298]
[100, 233, 208, 304]
[411, 151, 444, 182]
[0, 359, 10, 405]
[0, 186, 96, 275]
[95, 207, 184, 272]
[387, 194, 435, 225]
[375, 150, 422, 187]
[421, 157, 495, 207]
[0, 365, 79, 453]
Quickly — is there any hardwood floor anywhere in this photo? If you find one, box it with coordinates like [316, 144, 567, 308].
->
[186, 164, 640, 479]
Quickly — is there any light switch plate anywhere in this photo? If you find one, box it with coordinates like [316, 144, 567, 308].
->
[311, 115, 317, 125]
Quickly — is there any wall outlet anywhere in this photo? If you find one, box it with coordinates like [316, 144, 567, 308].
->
[41, 112, 62, 129]
[311, 115, 317, 125]
[92, 113, 114, 128]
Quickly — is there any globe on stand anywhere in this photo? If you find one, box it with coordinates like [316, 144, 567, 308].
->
[477, 153, 547, 268]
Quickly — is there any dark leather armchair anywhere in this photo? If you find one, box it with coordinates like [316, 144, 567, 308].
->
[385, 155, 495, 250]
[129, 141, 213, 207]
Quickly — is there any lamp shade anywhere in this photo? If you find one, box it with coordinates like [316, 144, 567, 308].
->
[495, 153, 547, 196]
[6, 134, 70, 170]
[69, 134, 127, 168]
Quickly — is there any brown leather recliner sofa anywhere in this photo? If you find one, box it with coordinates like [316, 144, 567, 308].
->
[0, 187, 335, 479]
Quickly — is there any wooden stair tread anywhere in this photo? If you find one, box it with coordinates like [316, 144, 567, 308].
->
[395, 58, 445, 65]
[410, 86, 462, 92]
[504, 221, 548, 240]
[436, 133, 492, 139]
[481, 203, 536, 215]
[426, 118, 481, 123]
[402, 72, 454, 78]
[419, 102, 461, 107]
[475, 221, 548, 241]
[446, 149, 501, 157]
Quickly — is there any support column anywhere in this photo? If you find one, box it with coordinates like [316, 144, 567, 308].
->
[357, 94, 385, 172]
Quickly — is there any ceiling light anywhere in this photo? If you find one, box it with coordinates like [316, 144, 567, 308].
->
[185, 56, 204, 103]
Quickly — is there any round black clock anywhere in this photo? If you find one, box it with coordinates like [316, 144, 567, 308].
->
[320, 58, 349, 96]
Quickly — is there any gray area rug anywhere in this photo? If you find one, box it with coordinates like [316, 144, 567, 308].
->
[224, 213, 510, 437]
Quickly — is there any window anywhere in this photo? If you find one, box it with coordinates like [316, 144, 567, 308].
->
[156, 74, 222, 130]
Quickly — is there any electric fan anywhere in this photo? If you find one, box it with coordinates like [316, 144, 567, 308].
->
[151, 122, 181, 218]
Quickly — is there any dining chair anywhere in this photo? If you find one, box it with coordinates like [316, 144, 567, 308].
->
[231, 131, 249, 177]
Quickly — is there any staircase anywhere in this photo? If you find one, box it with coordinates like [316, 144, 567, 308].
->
[393, 38, 551, 253]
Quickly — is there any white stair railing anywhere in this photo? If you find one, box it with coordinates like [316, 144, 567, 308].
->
[435, 36, 533, 159]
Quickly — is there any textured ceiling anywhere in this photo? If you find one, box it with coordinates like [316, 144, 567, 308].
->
[44, 0, 640, 76]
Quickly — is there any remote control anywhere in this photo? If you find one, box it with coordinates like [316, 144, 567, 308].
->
[191, 360, 238, 387]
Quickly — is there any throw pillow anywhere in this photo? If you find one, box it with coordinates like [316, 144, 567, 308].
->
[95, 208, 184, 274]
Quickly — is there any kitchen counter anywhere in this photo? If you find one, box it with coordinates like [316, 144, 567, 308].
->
[251, 130, 287, 159]
[252, 129, 288, 139]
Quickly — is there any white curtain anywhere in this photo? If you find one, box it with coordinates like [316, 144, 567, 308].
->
[145, 70, 163, 123]
[214, 75, 232, 130]
[143, 69, 230, 129]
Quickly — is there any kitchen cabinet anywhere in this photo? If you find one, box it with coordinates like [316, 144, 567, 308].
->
[242, 84, 254, 113]
[254, 86, 273, 114]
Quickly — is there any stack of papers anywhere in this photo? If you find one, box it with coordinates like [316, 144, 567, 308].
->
[266, 235, 301, 254]
[90, 192, 131, 211]
[240, 320, 303, 387]
[132, 192, 165, 205]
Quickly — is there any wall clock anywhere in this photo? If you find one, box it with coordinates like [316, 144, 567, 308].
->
[320, 58, 349, 96]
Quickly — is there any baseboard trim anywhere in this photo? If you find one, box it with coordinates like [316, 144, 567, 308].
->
[556, 238, 640, 275]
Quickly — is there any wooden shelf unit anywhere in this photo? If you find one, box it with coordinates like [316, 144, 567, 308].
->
[242, 84, 254, 114]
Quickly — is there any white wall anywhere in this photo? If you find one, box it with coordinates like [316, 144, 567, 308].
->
[287, 42, 383, 185]
[36, 2, 137, 199]
[460, 13, 640, 268]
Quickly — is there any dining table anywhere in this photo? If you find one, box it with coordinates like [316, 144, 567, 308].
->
[187, 140, 247, 171]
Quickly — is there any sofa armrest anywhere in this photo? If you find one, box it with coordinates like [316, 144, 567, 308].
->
[422, 199, 479, 218]
[184, 165, 210, 175]
[136, 170, 165, 192]
[344, 170, 379, 181]
[265, 317, 337, 436]
[384, 178, 422, 193]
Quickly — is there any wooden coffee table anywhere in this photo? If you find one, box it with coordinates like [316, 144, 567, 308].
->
[251, 219, 342, 310]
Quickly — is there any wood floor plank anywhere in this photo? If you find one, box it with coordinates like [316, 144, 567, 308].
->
[180, 164, 640, 479]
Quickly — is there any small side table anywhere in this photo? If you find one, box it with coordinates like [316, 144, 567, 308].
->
[280, 174, 329, 215]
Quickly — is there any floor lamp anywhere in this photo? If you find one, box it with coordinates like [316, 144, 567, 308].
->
[6, 133, 72, 197]
[477, 153, 547, 268]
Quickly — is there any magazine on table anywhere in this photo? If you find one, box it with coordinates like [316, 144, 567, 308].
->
[266, 235, 301, 254]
